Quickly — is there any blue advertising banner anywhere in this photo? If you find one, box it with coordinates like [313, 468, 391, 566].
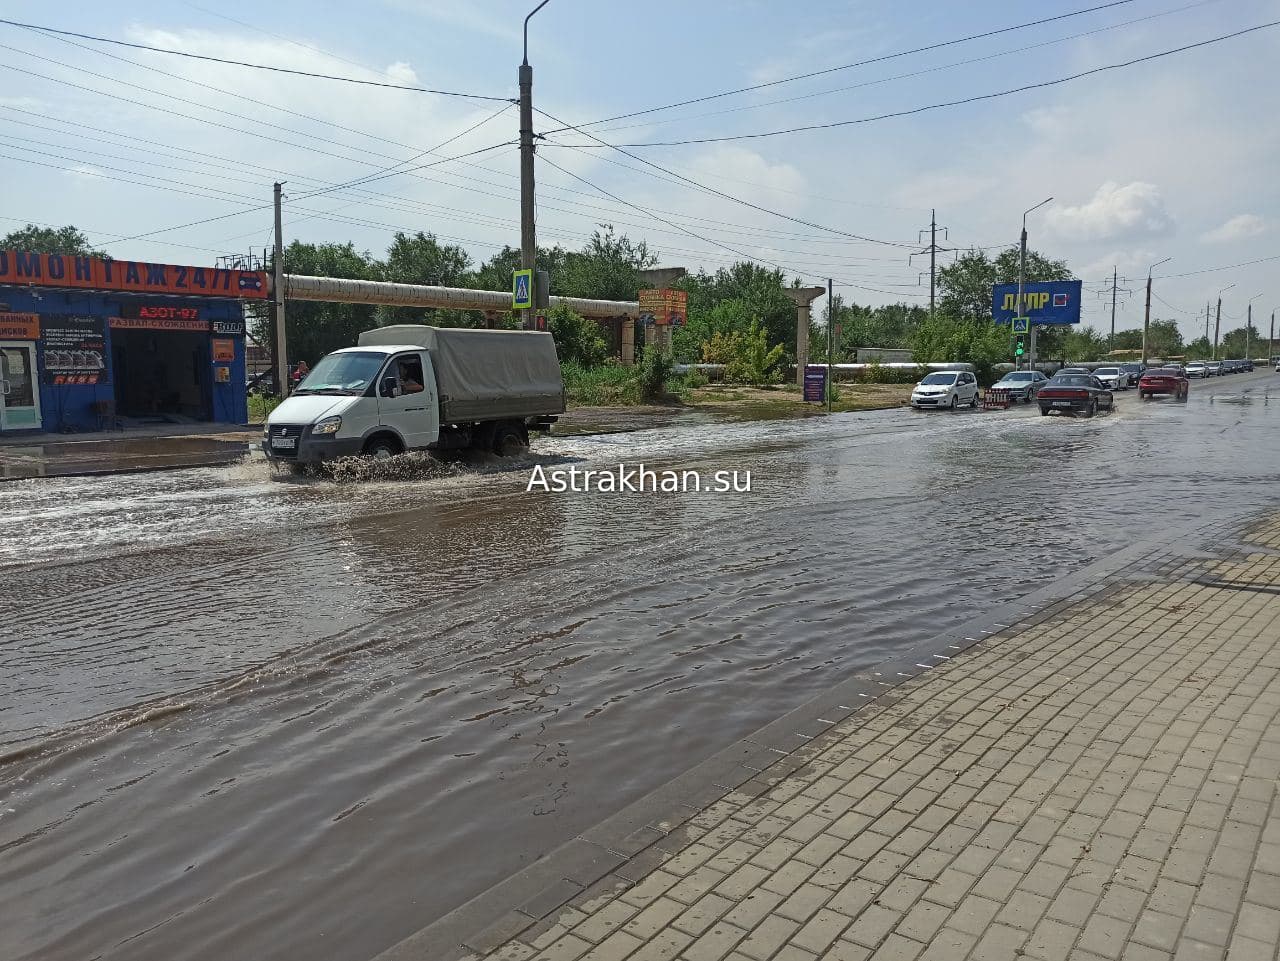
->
[992, 280, 1082, 326]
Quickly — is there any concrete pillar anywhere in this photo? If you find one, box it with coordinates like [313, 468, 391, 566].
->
[621, 316, 635, 366]
[785, 286, 826, 386]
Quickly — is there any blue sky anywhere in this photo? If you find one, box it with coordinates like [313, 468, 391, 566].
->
[4, 0, 1280, 340]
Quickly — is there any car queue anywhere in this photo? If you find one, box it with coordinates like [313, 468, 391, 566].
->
[910, 356, 1259, 417]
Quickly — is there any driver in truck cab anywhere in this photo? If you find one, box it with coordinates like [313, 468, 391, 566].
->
[398, 357, 425, 394]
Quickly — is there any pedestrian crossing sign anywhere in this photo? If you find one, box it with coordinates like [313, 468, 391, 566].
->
[1012, 317, 1030, 334]
[512, 269, 533, 309]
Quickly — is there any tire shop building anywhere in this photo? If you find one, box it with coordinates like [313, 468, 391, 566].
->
[0, 250, 269, 434]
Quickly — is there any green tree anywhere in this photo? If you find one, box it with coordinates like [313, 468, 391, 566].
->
[1, 223, 103, 256]
[1185, 335, 1212, 360]
[379, 231, 474, 326]
[674, 298, 755, 362]
[703, 319, 784, 385]
[909, 315, 1009, 384]
[938, 247, 1072, 322]
[1219, 325, 1260, 359]
[1061, 326, 1109, 362]
[547, 303, 608, 366]
[678, 263, 795, 359]
[559, 227, 657, 300]
[259, 241, 383, 364]
[1144, 320, 1184, 359]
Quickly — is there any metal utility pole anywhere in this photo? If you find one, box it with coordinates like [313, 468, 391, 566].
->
[518, 1, 550, 331]
[1142, 257, 1170, 366]
[1017, 197, 1053, 371]
[1110, 266, 1118, 353]
[272, 181, 289, 399]
[1205, 301, 1211, 347]
[1271, 310, 1275, 365]
[827, 277, 833, 415]
[910, 211, 950, 323]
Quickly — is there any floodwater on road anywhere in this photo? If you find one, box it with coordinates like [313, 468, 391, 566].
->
[2, 373, 1278, 961]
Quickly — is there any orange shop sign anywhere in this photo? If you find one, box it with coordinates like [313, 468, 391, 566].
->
[0, 250, 269, 300]
[0, 312, 40, 339]
[638, 288, 688, 326]
[211, 338, 235, 362]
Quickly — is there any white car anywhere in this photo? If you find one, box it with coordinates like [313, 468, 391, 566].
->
[1093, 366, 1128, 390]
[911, 371, 979, 410]
[1186, 362, 1209, 379]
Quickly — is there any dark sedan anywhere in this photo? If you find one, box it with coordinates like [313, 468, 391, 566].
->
[1038, 373, 1115, 417]
[1138, 366, 1189, 401]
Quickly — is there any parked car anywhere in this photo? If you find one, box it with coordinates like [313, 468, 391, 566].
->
[1120, 362, 1145, 387]
[1206, 361, 1223, 376]
[1058, 367, 1090, 375]
[910, 370, 980, 409]
[990, 370, 1049, 403]
[1037, 373, 1115, 417]
[1244, 360, 1254, 372]
[1093, 366, 1128, 390]
[1186, 362, 1209, 379]
[1138, 366, 1190, 401]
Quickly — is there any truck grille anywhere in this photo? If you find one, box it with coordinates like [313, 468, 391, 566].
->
[268, 424, 305, 458]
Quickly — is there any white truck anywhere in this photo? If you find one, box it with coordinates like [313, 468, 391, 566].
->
[262, 325, 564, 465]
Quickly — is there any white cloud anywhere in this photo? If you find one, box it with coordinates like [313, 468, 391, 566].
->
[1046, 182, 1174, 243]
[1200, 214, 1266, 244]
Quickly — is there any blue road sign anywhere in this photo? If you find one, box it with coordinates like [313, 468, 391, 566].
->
[512, 268, 533, 309]
[1012, 317, 1030, 334]
[992, 280, 1082, 326]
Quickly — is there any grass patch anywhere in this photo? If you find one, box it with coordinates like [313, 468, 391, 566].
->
[248, 392, 281, 423]
[562, 361, 703, 406]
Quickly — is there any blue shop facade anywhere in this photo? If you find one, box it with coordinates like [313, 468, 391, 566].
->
[0, 252, 268, 434]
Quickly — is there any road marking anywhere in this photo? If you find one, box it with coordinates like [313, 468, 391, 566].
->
[857, 693, 871, 698]
[915, 663, 933, 669]
[932, 654, 951, 660]
[817, 718, 837, 724]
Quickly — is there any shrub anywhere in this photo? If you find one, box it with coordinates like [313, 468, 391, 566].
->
[548, 303, 608, 367]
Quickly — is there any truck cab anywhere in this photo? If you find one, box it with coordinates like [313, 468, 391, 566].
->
[264, 345, 440, 463]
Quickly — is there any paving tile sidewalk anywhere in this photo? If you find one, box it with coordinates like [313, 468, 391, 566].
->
[410, 522, 1280, 961]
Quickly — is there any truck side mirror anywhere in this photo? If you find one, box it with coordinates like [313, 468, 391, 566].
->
[381, 377, 401, 398]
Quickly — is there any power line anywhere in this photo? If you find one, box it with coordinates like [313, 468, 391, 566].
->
[541, 0, 1139, 135]
[537, 114, 918, 249]
[0, 17, 511, 101]
[560, 21, 1280, 147]
[537, 152, 925, 297]
[574, 0, 1220, 137]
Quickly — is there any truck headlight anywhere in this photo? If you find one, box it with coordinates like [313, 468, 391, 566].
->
[313, 415, 342, 435]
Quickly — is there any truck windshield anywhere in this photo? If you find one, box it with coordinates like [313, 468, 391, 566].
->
[294, 351, 385, 395]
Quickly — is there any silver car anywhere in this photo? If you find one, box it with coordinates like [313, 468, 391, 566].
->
[1093, 366, 1128, 390]
[990, 370, 1048, 403]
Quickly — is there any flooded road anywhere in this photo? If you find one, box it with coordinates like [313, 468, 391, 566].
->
[3, 372, 1278, 961]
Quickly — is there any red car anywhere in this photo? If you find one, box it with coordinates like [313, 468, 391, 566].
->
[1138, 366, 1189, 400]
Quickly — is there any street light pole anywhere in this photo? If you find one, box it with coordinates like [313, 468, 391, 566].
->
[1215, 283, 1235, 360]
[1244, 294, 1261, 361]
[1142, 256, 1170, 366]
[519, 0, 551, 330]
[1017, 197, 1052, 371]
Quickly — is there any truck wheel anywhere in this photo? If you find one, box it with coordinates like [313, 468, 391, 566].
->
[363, 434, 403, 460]
[492, 423, 528, 457]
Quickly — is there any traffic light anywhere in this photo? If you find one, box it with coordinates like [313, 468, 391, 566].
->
[1014, 334, 1026, 357]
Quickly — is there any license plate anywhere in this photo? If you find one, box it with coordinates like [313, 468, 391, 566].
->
[272, 437, 297, 449]
[1052, 401, 1072, 407]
